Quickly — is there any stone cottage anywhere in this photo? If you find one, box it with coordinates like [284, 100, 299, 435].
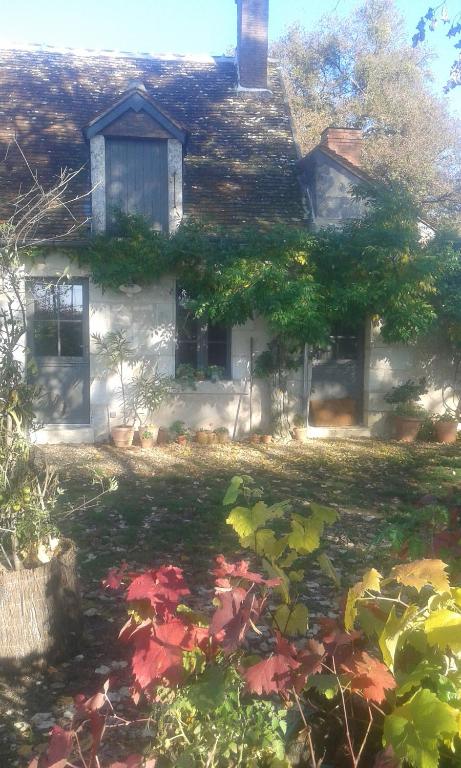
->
[0, 0, 454, 443]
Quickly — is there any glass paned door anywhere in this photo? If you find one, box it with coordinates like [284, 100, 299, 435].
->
[26, 279, 90, 424]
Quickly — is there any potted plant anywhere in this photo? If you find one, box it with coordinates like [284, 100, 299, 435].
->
[215, 426, 230, 444]
[250, 430, 262, 444]
[261, 433, 273, 445]
[140, 427, 154, 449]
[170, 420, 189, 445]
[208, 365, 225, 383]
[195, 368, 207, 382]
[384, 378, 428, 442]
[92, 331, 136, 448]
[433, 412, 459, 444]
[196, 427, 211, 445]
[292, 412, 308, 443]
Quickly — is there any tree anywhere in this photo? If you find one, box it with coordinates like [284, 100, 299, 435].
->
[276, 0, 461, 225]
[413, 3, 461, 91]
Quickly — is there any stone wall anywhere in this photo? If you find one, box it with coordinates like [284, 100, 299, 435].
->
[27, 253, 271, 443]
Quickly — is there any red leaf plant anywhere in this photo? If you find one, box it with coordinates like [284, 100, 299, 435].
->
[340, 650, 396, 704]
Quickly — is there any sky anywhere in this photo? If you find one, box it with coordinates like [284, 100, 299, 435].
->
[1, 0, 460, 115]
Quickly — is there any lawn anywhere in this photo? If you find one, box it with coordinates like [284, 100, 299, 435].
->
[2, 438, 460, 766]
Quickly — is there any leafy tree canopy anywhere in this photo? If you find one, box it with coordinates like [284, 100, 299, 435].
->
[275, 0, 461, 225]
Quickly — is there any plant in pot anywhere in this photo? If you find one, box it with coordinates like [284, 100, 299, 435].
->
[292, 412, 308, 443]
[195, 368, 207, 382]
[250, 429, 262, 444]
[208, 365, 225, 383]
[128, 361, 172, 446]
[215, 426, 230, 444]
[92, 330, 136, 448]
[170, 420, 189, 445]
[140, 426, 154, 449]
[196, 427, 211, 445]
[433, 411, 459, 444]
[384, 378, 428, 442]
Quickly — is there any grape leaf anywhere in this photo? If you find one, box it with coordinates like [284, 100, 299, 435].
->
[390, 559, 450, 594]
[317, 552, 341, 588]
[310, 502, 338, 524]
[102, 561, 129, 590]
[131, 618, 191, 690]
[210, 583, 260, 653]
[243, 634, 300, 695]
[226, 501, 284, 539]
[379, 605, 418, 671]
[214, 555, 280, 586]
[223, 475, 244, 505]
[273, 604, 308, 636]
[341, 651, 396, 703]
[43, 726, 73, 768]
[126, 566, 190, 613]
[383, 689, 458, 768]
[288, 504, 338, 555]
[373, 746, 400, 768]
[344, 568, 382, 631]
[425, 609, 461, 652]
[308, 673, 338, 700]
[186, 665, 227, 712]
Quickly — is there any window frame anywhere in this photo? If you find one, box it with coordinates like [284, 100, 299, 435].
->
[175, 287, 232, 380]
[26, 278, 89, 362]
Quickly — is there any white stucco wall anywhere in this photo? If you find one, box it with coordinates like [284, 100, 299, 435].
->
[26, 253, 271, 443]
[364, 322, 456, 436]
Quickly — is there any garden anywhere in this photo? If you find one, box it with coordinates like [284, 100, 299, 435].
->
[1, 168, 461, 768]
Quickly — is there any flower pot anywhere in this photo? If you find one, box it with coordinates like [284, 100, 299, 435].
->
[394, 415, 423, 443]
[250, 434, 261, 444]
[216, 433, 230, 444]
[157, 427, 169, 445]
[434, 420, 458, 444]
[176, 434, 187, 445]
[196, 431, 209, 444]
[140, 436, 154, 449]
[0, 539, 81, 668]
[111, 425, 135, 448]
[293, 427, 308, 443]
[261, 434, 273, 445]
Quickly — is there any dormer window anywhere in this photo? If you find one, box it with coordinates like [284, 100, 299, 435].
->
[83, 83, 187, 234]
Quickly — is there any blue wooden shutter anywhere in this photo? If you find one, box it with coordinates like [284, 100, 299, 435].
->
[105, 138, 169, 232]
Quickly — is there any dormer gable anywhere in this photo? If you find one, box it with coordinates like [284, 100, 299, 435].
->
[84, 82, 187, 235]
[83, 83, 187, 144]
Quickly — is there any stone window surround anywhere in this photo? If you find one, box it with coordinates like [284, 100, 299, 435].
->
[89, 134, 183, 235]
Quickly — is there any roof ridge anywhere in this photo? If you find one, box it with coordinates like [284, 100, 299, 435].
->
[0, 41, 235, 63]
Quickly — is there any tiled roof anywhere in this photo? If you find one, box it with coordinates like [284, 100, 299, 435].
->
[0, 46, 305, 239]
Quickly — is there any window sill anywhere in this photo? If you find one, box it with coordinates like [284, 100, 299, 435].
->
[174, 379, 249, 395]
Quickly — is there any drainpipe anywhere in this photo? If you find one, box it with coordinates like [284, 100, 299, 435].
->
[249, 336, 254, 433]
[302, 343, 312, 428]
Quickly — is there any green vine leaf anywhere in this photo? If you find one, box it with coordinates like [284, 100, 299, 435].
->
[379, 605, 419, 671]
[344, 568, 382, 632]
[383, 688, 459, 768]
[389, 558, 450, 594]
[273, 604, 308, 636]
[425, 609, 461, 652]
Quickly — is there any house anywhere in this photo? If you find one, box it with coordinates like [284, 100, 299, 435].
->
[0, 0, 454, 443]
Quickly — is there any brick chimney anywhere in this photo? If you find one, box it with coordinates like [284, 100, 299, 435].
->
[320, 127, 362, 166]
[236, 0, 269, 89]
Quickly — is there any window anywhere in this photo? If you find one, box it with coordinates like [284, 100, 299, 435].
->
[175, 287, 231, 378]
[28, 280, 85, 358]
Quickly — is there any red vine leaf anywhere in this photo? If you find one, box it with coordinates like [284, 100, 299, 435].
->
[244, 633, 301, 695]
[102, 562, 129, 590]
[373, 745, 401, 767]
[127, 566, 190, 614]
[108, 756, 148, 768]
[42, 726, 73, 768]
[210, 582, 261, 653]
[214, 555, 280, 587]
[131, 617, 195, 690]
[341, 651, 396, 703]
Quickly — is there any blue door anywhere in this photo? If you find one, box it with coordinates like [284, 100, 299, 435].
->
[26, 279, 90, 424]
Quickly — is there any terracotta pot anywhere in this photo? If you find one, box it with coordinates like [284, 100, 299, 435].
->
[176, 434, 187, 445]
[111, 425, 135, 448]
[394, 415, 423, 443]
[250, 434, 261, 444]
[261, 434, 273, 445]
[293, 427, 308, 443]
[434, 420, 458, 444]
[157, 427, 169, 445]
[140, 436, 154, 449]
[196, 431, 209, 444]
[216, 433, 230, 444]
